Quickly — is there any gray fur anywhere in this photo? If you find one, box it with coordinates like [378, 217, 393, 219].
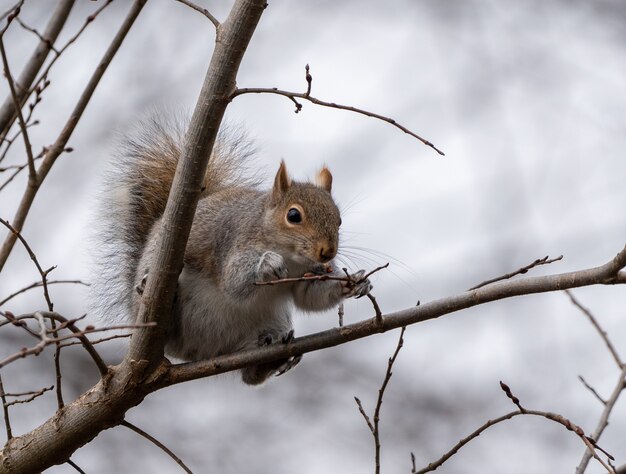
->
[92, 116, 372, 385]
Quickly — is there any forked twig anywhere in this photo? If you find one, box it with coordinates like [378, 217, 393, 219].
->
[414, 382, 615, 473]
[355, 326, 406, 474]
[468, 255, 563, 291]
[231, 66, 444, 155]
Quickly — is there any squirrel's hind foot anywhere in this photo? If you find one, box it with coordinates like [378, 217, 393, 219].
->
[242, 329, 301, 385]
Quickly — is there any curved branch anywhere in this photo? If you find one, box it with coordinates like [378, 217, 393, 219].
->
[121, 421, 192, 474]
[230, 87, 445, 156]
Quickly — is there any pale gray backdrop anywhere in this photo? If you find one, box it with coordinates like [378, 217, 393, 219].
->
[0, 1, 625, 473]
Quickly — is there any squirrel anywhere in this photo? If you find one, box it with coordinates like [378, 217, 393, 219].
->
[92, 117, 372, 385]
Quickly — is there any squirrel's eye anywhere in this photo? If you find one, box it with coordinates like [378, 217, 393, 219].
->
[287, 208, 302, 224]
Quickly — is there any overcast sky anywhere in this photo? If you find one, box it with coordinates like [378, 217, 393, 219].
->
[1, 1, 625, 473]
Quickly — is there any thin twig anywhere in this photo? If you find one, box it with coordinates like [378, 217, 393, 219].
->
[66, 459, 86, 474]
[58, 332, 132, 349]
[231, 85, 444, 156]
[254, 263, 388, 286]
[122, 421, 193, 473]
[1, 311, 111, 374]
[468, 255, 563, 291]
[578, 375, 607, 405]
[499, 381, 615, 474]
[355, 327, 406, 474]
[0, 279, 87, 307]
[0, 0, 73, 141]
[415, 382, 616, 474]
[566, 290, 623, 369]
[0, 316, 154, 369]
[0, 218, 65, 406]
[3, 385, 53, 407]
[0, 0, 144, 272]
[0, 36, 36, 179]
[0, 372, 12, 440]
[415, 410, 523, 473]
[0, 1, 23, 35]
[338, 303, 344, 327]
[174, 0, 220, 28]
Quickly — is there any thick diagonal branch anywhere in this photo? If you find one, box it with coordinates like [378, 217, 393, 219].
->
[127, 0, 267, 367]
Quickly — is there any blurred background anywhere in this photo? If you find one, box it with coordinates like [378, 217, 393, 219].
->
[0, 0, 625, 472]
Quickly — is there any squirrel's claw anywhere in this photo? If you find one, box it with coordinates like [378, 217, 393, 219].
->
[341, 269, 373, 299]
[276, 354, 302, 377]
[135, 272, 149, 295]
[255, 329, 302, 378]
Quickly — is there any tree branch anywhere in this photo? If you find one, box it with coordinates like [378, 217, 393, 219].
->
[231, 82, 444, 156]
[174, 0, 220, 28]
[166, 245, 626, 385]
[0, 0, 75, 140]
[0, 0, 145, 272]
[468, 254, 563, 291]
[416, 382, 615, 473]
[121, 421, 193, 474]
[127, 0, 267, 368]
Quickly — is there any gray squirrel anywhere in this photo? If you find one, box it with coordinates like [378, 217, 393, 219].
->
[93, 118, 372, 385]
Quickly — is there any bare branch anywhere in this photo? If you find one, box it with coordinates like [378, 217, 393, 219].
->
[0, 279, 87, 307]
[0, 0, 74, 139]
[0, 315, 154, 369]
[0, 373, 12, 440]
[3, 385, 53, 407]
[254, 263, 388, 286]
[1, 311, 109, 375]
[58, 333, 132, 349]
[566, 290, 623, 369]
[499, 382, 615, 474]
[355, 327, 406, 474]
[122, 421, 192, 473]
[66, 459, 85, 474]
[0, 0, 145, 272]
[415, 382, 616, 473]
[578, 375, 607, 405]
[354, 396, 374, 433]
[174, 0, 220, 28]
[0, 37, 36, 179]
[468, 255, 563, 291]
[231, 74, 445, 156]
[416, 410, 522, 473]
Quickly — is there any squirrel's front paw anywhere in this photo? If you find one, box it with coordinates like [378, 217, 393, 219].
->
[257, 251, 288, 282]
[342, 269, 373, 299]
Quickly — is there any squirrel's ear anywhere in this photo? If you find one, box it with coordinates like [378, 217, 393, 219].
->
[316, 166, 333, 192]
[273, 160, 291, 196]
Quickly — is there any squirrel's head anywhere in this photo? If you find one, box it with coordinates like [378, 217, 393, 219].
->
[265, 160, 341, 266]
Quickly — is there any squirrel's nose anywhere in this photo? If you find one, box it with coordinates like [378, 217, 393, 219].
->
[318, 245, 336, 263]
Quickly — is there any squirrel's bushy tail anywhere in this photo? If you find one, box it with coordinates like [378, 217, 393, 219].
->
[91, 115, 256, 322]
